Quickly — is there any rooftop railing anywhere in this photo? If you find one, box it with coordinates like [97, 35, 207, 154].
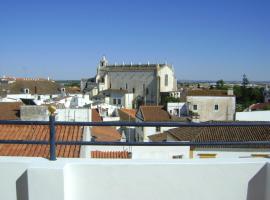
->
[0, 115, 270, 160]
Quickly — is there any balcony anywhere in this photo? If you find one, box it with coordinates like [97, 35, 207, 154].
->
[0, 118, 270, 200]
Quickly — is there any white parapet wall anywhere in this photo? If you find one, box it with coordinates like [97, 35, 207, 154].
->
[0, 157, 269, 200]
[236, 111, 270, 121]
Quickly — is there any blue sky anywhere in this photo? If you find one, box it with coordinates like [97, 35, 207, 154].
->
[0, 0, 269, 81]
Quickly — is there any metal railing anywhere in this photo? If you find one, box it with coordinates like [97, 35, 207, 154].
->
[0, 115, 270, 160]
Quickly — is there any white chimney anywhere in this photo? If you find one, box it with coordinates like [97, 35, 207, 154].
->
[227, 88, 234, 96]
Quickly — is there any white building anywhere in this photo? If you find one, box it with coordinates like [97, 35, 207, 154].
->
[167, 102, 187, 117]
[185, 89, 236, 122]
[82, 56, 177, 107]
[135, 106, 182, 142]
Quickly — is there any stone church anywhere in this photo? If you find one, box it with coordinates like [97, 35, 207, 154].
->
[81, 56, 177, 106]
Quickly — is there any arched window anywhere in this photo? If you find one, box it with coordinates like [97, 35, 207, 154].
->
[165, 74, 168, 86]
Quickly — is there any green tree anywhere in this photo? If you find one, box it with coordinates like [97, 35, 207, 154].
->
[216, 79, 225, 89]
[242, 74, 249, 88]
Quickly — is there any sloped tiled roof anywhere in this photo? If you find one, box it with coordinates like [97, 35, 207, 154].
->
[118, 109, 136, 121]
[8, 80, 62, 95]
[0, 102, 23, 120]
[187, 89, 233, 97]
[250, 103, 270, 111]
[0, 125, 83, 158]
[65, 86, 81, 94]
[149, 125, 270, 148]
[138, 106, 171, 122]
[91, 126, 121, 141]
[91, 150, 131, 159]
[91, 109, 121, 141]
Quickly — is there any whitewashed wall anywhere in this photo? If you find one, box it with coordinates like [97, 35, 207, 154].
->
[56, 109, 91, 122]
[187, 96, 236, 122]
[82, 145, 190, 159]
[193, 148, 270, 159]
[236, 111, 270, 121]
[158, 65, 177, 92]
[1, 157, 268, 200]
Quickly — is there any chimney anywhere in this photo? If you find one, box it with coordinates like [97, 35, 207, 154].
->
[227, 88, 234, 96]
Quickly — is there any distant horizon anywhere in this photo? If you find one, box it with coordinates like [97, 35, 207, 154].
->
[0, 0, 269, 81]
[2, 74, 270, 84]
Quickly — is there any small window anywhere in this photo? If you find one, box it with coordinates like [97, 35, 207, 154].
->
[172, 155, 183, 159]
[146, 88, 149, 95]
[126, 83, 128, 90]
[132, 88, 135, 93]
[24, 88, 29, 94]
[118, 99, 121, 105]
[251, 154, 270, 158]
[214, 104, 219, 111]
[198, 154, 216, 158]
[38, 95, 41, 100]
[156, 127, 161, 132]
[193, 105, 198, 111]
[120, 87, 122, 90]
[110, 83, 112, 88]
[165, 74, 168, 86]
[113, 99, 116, 105]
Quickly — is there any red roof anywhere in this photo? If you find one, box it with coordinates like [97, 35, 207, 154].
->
[0, 125, 82, 158]
[250, 103, 270, 111]
[91, 109, 121, 141]
[138, 106, 171, 122]
[91, 151, 130, 159]
[92, 109, 102, 122]
[118, 109, 136, 121]
[91, 126, 121, 141]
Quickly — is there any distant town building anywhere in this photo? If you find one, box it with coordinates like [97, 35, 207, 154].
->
[167, 102, 187, 117]
[183, 89, 236, 122]
[263, 85, 270, 103]
[135, 106, 180, 142]
[81, 56, 177, 107]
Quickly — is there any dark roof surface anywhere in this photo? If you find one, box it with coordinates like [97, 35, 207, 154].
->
[250, 103, 270, 111]
[187, 89, 233, 97]
[149, 125, 270, 148]
[8, 80, 62, 95]
[137, 106, 172, 122]
[0, 102, 23, 120]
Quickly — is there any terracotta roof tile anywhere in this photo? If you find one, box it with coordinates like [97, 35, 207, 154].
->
[8, 80, 62, 95]
[91, 126, 121, 141]
[187, 89, 232, 97]
[91, 150, 130, 159]
[91, 109, 121, 141]
[250, 103, 270, 111]
[0, 125, 83, 158]
[91, 109, 102, 122]
[0, 102, 23, 120]
[149, 125, 270, 148]
[138, 106, 171, 122]
[118, 109, 136, 121]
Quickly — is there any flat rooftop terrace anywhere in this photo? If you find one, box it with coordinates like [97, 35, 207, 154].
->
[0, 157, 269, 200]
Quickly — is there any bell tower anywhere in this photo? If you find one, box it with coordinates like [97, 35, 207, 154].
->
[100, 55, 108, 68]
